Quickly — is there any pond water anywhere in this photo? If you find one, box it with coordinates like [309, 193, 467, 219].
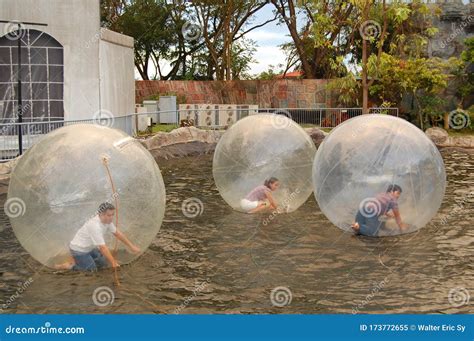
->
[0, 149, 473, 314]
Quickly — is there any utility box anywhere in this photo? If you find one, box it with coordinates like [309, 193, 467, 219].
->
[158, 96, 177, 124]
[143, 100, 158, 123]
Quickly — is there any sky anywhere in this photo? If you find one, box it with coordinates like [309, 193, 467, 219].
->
[245, 3, 290, 75]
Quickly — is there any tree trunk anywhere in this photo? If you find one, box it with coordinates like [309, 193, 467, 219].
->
[362, 37, 368, 114]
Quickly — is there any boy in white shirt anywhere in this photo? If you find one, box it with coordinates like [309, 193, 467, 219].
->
[55, 202, 140, 271]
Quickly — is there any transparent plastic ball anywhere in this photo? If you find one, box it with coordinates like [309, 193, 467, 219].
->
[213, 114, 316, 213]
[312, 114, 446, 236]
[7, 124, 166, 267]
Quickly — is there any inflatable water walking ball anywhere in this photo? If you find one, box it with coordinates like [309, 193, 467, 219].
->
[312, 114, 446, 236]
[6, 124, 166, 267]
[213, 114, 316, 213]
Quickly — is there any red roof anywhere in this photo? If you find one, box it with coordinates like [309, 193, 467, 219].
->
[275, 71, 303, 79]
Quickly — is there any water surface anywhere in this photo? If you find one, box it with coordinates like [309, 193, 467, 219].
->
[0, 150, 473, 314]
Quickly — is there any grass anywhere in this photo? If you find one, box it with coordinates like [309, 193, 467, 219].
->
[447, 129, 474, 137]
[137, 123, 334, 136]
[136, 124, 178, 136]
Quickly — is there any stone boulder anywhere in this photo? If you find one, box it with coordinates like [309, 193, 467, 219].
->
[0, 157, 20, 195]
[426, 127, 474, 149]
[304, 127, 328, 147]
[138, 126, 223, 160]
[425, 127, 449, 145]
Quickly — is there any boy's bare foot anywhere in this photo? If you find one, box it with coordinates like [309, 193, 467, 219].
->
[54, 262, 74, 270]
[351, 222, 360, 233]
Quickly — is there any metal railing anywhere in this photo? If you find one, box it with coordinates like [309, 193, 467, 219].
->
[172, 107, 398, 129]
[0, 115, 134, 161]
[0, 107, 398, 161]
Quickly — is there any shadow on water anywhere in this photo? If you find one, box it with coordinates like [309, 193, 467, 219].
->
[0, 150, 473, 314]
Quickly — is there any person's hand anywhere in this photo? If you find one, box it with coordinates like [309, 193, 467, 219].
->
[111, 260, 120, 268]
[130, 245, 141, 255]
[385, 211, 394, 218]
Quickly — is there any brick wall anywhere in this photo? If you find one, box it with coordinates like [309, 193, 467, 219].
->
[135, 79, 335, 108]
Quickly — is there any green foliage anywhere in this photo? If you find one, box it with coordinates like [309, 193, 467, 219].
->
[255, 64, 283, 80]
[455, 37, 474, 106]
[144, 92, 187, 105]
[326, 74, 360, 106]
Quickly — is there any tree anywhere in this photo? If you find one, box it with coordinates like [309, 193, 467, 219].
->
[192, 0, 277, 80]
[368, 53, 453, 128]
[457, 37, 474, 107]
[270, 0, 355, 79]
[106, 0, 177, 80]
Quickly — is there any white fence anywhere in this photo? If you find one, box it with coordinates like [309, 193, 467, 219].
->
[0, 107, 398, 161]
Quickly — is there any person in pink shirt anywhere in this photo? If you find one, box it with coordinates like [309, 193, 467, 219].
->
[240, 177, 280, 213]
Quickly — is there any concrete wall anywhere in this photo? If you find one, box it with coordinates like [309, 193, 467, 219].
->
[99, 29, 135, 117]
[136, 79, 334, 108]
[0, 0, 135, 120]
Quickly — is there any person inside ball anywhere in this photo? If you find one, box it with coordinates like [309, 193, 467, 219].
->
[55, 202, 140, 271]
[351, 184, 408, 236]
[240, 177, 280, 213]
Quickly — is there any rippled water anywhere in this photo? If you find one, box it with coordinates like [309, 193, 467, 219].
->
[0, 149, 473, 314]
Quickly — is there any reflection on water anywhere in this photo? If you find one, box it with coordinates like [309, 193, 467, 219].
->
[0, 149, 473, 314]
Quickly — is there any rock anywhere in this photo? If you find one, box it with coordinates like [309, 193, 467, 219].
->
[0, 156, 20, 175]
[148, 141, 217, 161]
[453, 136, 474, 149]
[304, 127, 328, 147]
[139, 126, 222, 151]
[426, 127, 449, 144]
[426, 127, 474, 149]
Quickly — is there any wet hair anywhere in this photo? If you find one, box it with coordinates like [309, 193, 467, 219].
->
[98, 202, 115, 214]
[264, 177, 279, 188]
[386, 184, 402, 193]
